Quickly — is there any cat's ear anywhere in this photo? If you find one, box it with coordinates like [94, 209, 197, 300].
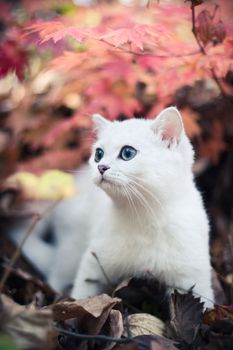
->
[151, 107, 183, 146]
[92, 114, 110, 133]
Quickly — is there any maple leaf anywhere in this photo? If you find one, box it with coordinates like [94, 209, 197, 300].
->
[99, 25, 145, 50]
[98, 23, 168, 51]
[26, 20, 65, 40]
[26, 21, 89, 44]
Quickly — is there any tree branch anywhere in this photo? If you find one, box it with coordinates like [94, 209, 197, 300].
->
[190, 1, 205, 54]
[91, 251, 115, 288]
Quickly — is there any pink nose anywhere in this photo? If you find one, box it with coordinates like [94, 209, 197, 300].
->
[98, 165, 110, 175]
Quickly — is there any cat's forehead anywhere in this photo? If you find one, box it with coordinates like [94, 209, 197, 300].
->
[96, 119, 152, 149]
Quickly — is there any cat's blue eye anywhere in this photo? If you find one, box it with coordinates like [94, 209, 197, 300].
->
[95, 148, 104, 163]
[119, 146, 137, 161]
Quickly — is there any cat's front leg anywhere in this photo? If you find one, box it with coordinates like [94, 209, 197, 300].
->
[71, 249, 106, 299]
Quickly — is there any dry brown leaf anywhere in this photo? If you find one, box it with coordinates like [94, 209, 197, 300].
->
[123, 313, 165, 338]
[203, 304, 233, 326]
[51, 293, 121, 334]
[167, 290, 204, 346]
[0, 294, 54, 350]
[106, 309, 124, 350]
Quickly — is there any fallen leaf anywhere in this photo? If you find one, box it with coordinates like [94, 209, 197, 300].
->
[51, 293, 121, 334]
[166, 290, 204, 346]
[203, 304, 233, 325]
[105, 309, 124, 350]
[123, 313, 165, 338]
[0, 294, 54, 350]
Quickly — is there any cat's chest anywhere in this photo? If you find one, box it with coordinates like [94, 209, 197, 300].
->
[92, 220, 181, 279]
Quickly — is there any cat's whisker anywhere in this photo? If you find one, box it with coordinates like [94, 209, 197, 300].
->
[126, 175, 164, 213]
[127, 183, 154, 219]
[122, 185, 139, 226]
[127, 174, 161, 202]
[124, 184, 144, 228]
[111, 165, 146, 227]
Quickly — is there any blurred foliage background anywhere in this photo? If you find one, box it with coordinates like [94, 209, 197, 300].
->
[0, 0, 232, 302]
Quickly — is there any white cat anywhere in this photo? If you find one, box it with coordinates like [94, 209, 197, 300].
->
[71, 107, 214, 308]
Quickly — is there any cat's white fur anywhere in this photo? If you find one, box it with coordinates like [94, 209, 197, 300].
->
[71, 107, 214, 308]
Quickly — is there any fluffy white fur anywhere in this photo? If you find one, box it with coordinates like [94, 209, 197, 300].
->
[71, 107, 214, 308]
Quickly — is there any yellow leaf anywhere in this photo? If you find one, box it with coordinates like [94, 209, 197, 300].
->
[5, 170, 76, 200]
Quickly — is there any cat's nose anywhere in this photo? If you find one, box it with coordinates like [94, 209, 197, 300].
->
[98, 164, 110, 175]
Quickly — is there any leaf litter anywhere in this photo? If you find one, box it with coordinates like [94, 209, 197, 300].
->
[0, 260, 233, 350]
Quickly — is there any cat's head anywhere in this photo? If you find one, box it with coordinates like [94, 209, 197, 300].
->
[89, 107, 194, 205]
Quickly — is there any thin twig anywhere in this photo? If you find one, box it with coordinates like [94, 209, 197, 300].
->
[91, 251, 114, 288]
[55, 327, 133, 344]
[0, 199, 61, 293]
[0, 213, 40, 293]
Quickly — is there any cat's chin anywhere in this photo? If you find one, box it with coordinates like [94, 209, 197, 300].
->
[96, 177, 126, 199]
[99, 177, 121, 189]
